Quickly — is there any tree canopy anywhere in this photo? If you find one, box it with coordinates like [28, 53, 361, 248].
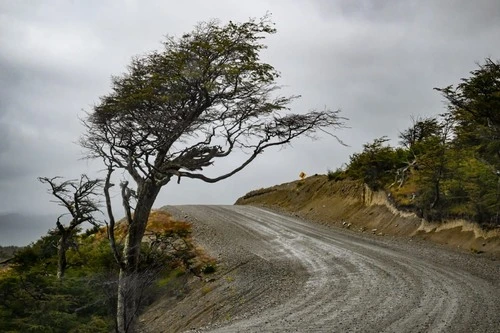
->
[82, 17, 343, 187]
[81, 17, 345, 332]
[436, 59, 500, 167]
[335, 59, 500, 224]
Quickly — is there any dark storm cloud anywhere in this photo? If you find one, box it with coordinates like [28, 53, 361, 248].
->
[0, 0, 499, 245]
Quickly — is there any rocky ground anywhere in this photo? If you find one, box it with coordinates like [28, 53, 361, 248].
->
[138, 205, 500, 333]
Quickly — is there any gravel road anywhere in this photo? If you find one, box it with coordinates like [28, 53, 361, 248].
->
[165, 205, 500, 333]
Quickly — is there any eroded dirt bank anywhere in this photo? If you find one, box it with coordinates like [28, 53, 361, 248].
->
[235, 175, 500, 257]
[139, 205, 500, 332]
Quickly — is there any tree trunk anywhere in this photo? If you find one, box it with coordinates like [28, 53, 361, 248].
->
[57, 233, 68, 280]
[431, 179, 440, 210]
[116, 260, 137, 333]
[116, 182, 160, 333]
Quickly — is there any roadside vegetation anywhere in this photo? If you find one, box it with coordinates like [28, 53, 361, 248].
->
[0, 210, 215, 332]
[330, 59, 500, 226]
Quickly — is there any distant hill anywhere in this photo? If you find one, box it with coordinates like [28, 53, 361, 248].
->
[0, 245, 20, 261]
[0, 213, 55, 246]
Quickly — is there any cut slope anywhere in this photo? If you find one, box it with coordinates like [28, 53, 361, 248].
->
[235, 175, 500, 257]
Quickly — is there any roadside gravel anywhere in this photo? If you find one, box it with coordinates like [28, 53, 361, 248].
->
[146, 205, 500, 332]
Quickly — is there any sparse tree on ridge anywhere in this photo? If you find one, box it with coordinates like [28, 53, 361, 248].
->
[436, 58, 500, 222]
[436, 58, 500, 168]
[81, 17, 345, 332]
[38, 175, 102, 280]
[398, 116, 441, 151]
[393, 116, 441, 188]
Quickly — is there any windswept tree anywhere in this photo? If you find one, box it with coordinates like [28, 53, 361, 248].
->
[38, 175, 102, 280]
[436, 58, 500, 222]
[393, 116, 441, 187]
[412, 116, 455, 218]
[436, 58, 500, 167]
[346, 137, 406, 190]
[399, 116, 441, 152]
[81, 17, 345, 332]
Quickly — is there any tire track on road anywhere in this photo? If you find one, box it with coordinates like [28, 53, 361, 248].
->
[173, 205, 500, 332]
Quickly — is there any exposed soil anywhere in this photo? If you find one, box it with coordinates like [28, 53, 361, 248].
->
[235, 175, 500, 257]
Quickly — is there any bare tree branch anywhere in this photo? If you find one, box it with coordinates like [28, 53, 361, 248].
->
[38, 174, 103, 280]
[104, 165, 124, 269]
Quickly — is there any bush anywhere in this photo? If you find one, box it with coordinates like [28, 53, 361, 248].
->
[0, 210, 214, 332]
[202, 263, 216, 274]
[327, 168, 347, 182]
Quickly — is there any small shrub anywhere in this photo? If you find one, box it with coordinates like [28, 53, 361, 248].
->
[157, 267, 186, 287]
[202, 263, 216, 274]
[201, 285, 213, 295]
[327, 168, 346, 182]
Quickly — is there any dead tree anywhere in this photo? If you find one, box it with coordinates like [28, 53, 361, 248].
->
[38, 175, 102, 280]
[81, 17, 346, 333]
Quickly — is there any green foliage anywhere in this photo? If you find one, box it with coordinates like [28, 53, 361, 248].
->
[327, 168, 347, 182]
[444, 149, 497, 222]
[13, 233, 59, 273]
[346, 137, 407, 190]
[436, 58, 500, 167]
[0, 245, 22, 260]
[399, 116, 441, 151]
[340, 59, 500, 225]
[0, 210, 215, 332]
[0, 271, 114, 332]
[0, 233, 115, 333]
[0, 214, 204, 332]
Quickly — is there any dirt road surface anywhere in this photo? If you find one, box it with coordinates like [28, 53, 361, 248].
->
[154, 205, 500, 332]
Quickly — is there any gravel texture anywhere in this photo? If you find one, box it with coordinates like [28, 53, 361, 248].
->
[146, 205, 500, 333]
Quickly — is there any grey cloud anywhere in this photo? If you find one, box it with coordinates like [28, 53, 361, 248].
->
[0, 0, 498, 244]
[0, 121, 12, 153]
[312, 0, 500, 31]
[0, 212, 55, 246]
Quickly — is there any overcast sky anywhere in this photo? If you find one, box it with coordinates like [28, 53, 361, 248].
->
[1, 0, 499, 224]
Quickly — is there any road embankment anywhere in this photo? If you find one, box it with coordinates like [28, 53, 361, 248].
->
[235, 176, 500, 257]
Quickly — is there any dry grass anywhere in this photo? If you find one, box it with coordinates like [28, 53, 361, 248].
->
[146, 210, 192, 234]
[87, 210, 216, 273]
[91, 210, 192, 241]
[388, 178, 418, 207]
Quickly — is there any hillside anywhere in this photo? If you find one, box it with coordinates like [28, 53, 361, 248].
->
[0, 210, 216, 332]
[236, 175, 500, 257]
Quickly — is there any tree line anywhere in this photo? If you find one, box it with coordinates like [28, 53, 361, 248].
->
[331, 59, 500, 225]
